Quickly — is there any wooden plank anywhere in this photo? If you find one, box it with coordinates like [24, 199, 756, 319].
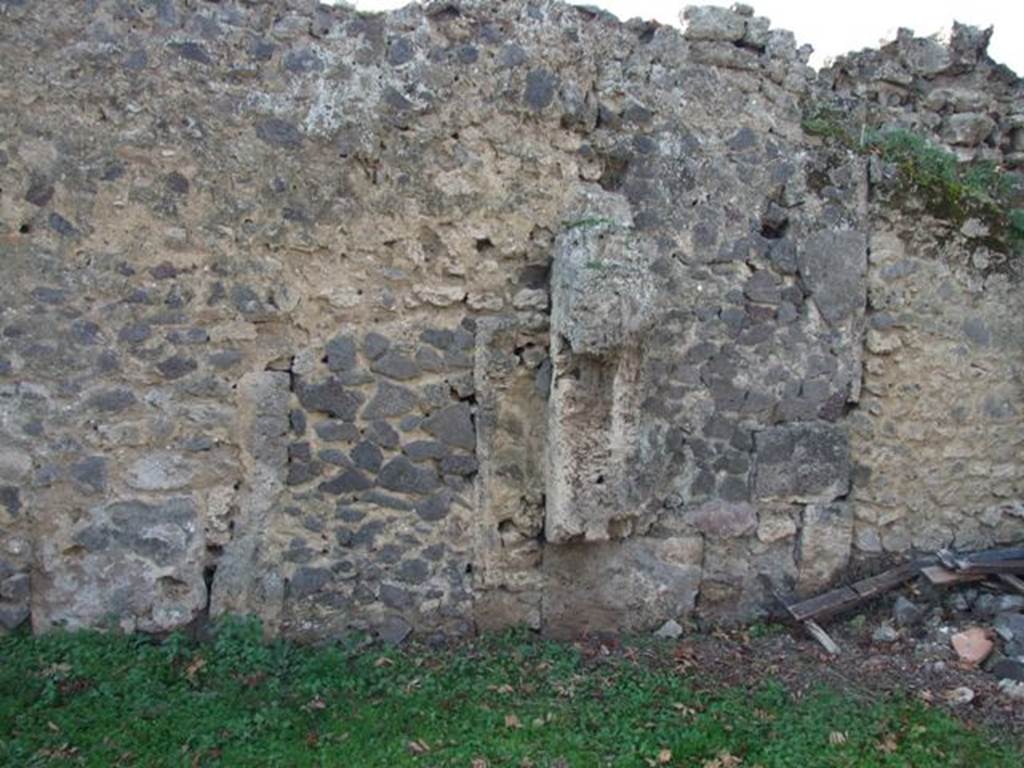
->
[804, 619, 840, 655]
[787, 560, 934, 623]
[999, 574, 1024, 596]
[850, 561, 925, 599]
[921, 565, 985, 586]
[787, 586, 860, 622]
[956, 547, 1024, 565]
[954, 560, 1024, 575]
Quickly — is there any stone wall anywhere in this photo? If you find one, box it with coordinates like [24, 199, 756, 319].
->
[0, 0, 1021, 641]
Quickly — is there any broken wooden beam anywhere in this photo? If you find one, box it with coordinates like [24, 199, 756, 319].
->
[804, 619, 840, 656]
[937, 547, 1024, 574]
[997, 574, 1024, 595]
[787, 586, 860, 623]
[952, 560, 1024, 576]
[785, 558, 936, 623]
[921, 565, 985, 586]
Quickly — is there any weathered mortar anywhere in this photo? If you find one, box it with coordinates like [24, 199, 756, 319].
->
[0, 0, 1021, 640]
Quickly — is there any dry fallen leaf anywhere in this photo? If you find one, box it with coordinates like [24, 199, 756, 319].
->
[185, 656, 206, 683]
[407, 739, 429, 755]
[877, 735, 899, 753]
[703, 752, 743, 768]
[471, 759, 488, 768]
[657, 747, 673, 764]
[374, 656, 394, 668]
[829, 731, 847, 746]
[504, 713, 522, 729]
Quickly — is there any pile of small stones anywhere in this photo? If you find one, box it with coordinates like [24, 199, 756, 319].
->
[871, 585, 1024, 702]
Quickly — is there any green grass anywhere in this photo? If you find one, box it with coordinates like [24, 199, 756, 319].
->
[1, 619, 1019, 767]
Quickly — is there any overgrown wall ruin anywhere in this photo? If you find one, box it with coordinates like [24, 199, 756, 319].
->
[0, 0, 1022, 641]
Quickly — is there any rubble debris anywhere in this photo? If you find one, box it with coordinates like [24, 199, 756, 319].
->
[779, 546, 1023, 662]
[872, 621, 899, 644]
[654, 620, 684, 640]
[952, 627, 994, 666]
[945, 686, 976, 705]
[937, 548, 1024, 576]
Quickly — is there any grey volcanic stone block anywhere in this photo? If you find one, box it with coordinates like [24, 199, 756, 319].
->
[319, 469, 373, 495]
[387, 36, 415, 66]
[525, 68, 557, 111]
[379, 457, 439, 494]
[377, 615, 412, 645]
[0, 487, 20, 516]
[256, 117, 302, 149]
[0, 603, 30, 631]
[414, 491, 452, 522]
[440, 454, 478, 476]
[157, 354, 198, 379]
[296, 377, 365, 420]
[289, 567, 332, 598]
[315, 420, 360, 443]
[351, 441, 383, 472]
[69, 456, 107, 494]
[0, 573, 30, 602]
[88, 388, 136, 412]
[396, 559, 429, 584]
[326, 334, 357, 371]
[380, 583, 414, 609]
[404, 441, 448, 461]
[118, 323, 151, 344]
[363, 332, 390, 360]
[421, 403, 475, 451]
[362, 381, 419, 419]
[362, 491, 413, 511]
[753, 422, 850, 503]
[370, 350, 419, 381]
[366, 420, 400, 449]
[797, 230, 867, 326]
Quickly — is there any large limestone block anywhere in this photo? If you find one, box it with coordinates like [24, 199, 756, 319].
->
[545, 189, 665, 543]
[549, 231, 657, 357]
[34, 497, 206, 633]
[680, 6, 746, 42]
[542, 536, 704, 638]
[797, 503, 854, 592]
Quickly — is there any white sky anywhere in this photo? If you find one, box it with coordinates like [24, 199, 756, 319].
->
[344, 0, 1023, 74]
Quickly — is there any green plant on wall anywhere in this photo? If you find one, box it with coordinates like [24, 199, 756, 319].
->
[801, 100, 1024, 257]
[562, 216, 616, 231]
